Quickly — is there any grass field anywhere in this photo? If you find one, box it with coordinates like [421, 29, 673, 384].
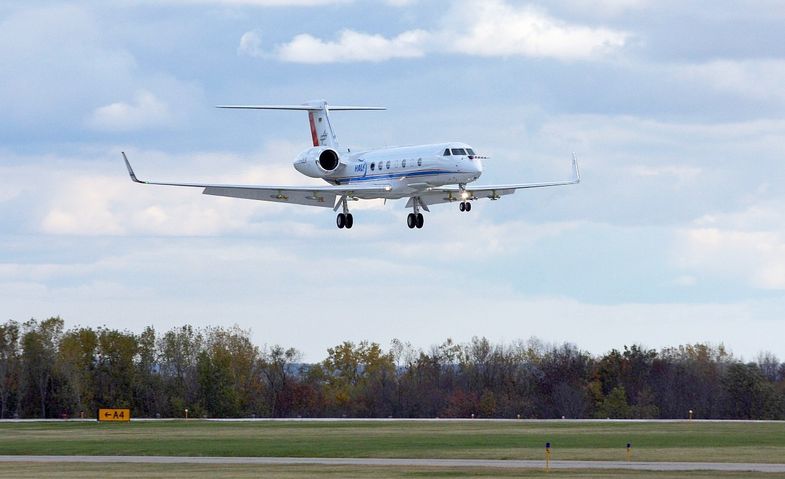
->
[0, 420, 784, 464]
[2, 463, 785, 479]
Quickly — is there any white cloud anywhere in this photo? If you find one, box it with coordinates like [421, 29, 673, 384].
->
[674, 199, 785, 291]
[245, 0, 628, 63]
[0, 6, 137, 125]
[153, 0, 349, 5]
[276, 29, 428, 63]
[25, 142, 347, 237]
[86, 90, 173, 131]
[556, 0, 650, 17]
[4, 247, 784, 360]
[0, 5, 204, 132]
[676, 227, 785, 290]
[677, 59, 785, 104]
[386, 218, 581, 261]
[672, 275, 696, 286]
[443, 1, 628, 60]
[238, 30, 264, 57]
[628, 165, 702, 182]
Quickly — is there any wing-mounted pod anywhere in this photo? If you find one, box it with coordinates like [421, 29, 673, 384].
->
[293, 146, 348, 178]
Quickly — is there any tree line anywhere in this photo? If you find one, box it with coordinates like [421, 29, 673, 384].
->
[1, 317, 783, 419]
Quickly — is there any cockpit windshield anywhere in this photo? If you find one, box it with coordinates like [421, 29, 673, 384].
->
[451, 148, 467, 155]
[443, 149, 451, 156]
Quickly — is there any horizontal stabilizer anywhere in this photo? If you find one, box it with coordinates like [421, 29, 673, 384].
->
[216, 105, 385, 111]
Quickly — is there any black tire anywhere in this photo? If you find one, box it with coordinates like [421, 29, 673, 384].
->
[465, 201, 472, 212]
[336, 213, 345, 229]
[416, 213, 424, 229]
[345, 213, 354, 229]
[459, 202, 465, 212]
[407, 213, 416, 229]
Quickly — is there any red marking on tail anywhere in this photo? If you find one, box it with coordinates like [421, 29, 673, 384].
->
[308, 111, 319, 146]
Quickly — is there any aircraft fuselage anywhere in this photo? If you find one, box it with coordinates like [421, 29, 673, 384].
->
[293, 142, 483, 200]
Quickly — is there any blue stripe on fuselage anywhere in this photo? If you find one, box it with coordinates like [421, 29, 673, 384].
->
[333, 169, 450, 184]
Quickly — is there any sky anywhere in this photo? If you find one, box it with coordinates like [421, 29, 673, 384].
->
[1, 0, 784, 361]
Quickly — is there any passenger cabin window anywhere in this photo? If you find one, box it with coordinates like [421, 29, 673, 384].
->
[402, 159, 406, 168]
[417, 158, 422, 166]
[443, 149, 451, 156]
[370, 162, 375, 171]
[451, 148, 466, 156]
[467, 148, 476, 156]
[386, 160, 391, 169]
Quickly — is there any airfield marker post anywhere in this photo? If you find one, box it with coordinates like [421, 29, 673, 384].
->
[545, 442, 551, 472]
[626, 443, 632, 462]
[185, 408, 189, 420]
[689, 409, 693, 421]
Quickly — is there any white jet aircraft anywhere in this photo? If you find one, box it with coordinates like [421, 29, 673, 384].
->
[122, 100, 579, 229]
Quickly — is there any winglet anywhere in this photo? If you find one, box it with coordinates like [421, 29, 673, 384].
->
[122, 152, 144, 184]
[571, 153, 581, 184]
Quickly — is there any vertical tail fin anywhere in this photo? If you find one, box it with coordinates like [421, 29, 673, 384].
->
[305, 100, 339, 148]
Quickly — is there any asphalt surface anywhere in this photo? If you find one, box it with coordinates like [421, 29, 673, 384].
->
[1, 456, 785, 472]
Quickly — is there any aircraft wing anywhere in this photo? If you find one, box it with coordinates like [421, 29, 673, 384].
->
[407, 156, 580, 207]
[122, 152, 391, 208]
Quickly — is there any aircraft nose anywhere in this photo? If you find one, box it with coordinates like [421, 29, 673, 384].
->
[468, 158, 483, 175]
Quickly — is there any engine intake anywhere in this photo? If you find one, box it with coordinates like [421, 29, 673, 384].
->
[293, 147, 345, 178]
[319, 149, 340, 172]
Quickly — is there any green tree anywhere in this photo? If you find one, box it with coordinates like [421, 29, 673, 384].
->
[21, 317, 64, 418]
[595, 386, 632, 418]
[320, 341, 397, 417]
[0, 321, 21, 418]
[94, 328, 138, 409]
[158, 325, 203, 416]
[57, 327, 98, 416]
[722, 363, 784, 419]
[260, 345, 300, 417]
[195, 326, 262, 418]
[135, 326, 164, 417]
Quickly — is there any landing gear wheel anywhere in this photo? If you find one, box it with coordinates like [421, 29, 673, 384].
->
[407, 213, 416, 229]
[416, 213, 424, 229]
[345, 213, 354, 229]
[336, 213, 345, 229]
[459, 202, 466, 212]
[465, 201, 472, 212]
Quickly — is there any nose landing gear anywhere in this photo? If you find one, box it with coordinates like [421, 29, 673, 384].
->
[457, 184, 472, 213]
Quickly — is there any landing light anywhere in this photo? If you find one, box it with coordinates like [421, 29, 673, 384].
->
[461, 191, 469, 199]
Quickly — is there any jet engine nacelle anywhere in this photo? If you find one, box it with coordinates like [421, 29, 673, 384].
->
[293, 147, 345, 178]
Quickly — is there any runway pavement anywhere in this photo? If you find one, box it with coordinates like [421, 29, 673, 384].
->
[1, 456, 785, 472]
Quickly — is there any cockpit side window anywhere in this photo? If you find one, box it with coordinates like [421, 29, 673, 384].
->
[467, 148, 476, 156]
[451, 148, 466, 155]
[443, 149, 451, 156]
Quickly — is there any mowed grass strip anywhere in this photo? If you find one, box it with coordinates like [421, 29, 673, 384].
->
[0, 420, 783, 463]
[2, 463, 785, 479]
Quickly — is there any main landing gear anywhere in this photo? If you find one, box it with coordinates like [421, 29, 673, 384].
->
[459, 201, 472, 212]
[407, 197, 425, 229]
[407, 212, 424, 229]
[336, 196, 354, 229]
[336, 212, 353, 229]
